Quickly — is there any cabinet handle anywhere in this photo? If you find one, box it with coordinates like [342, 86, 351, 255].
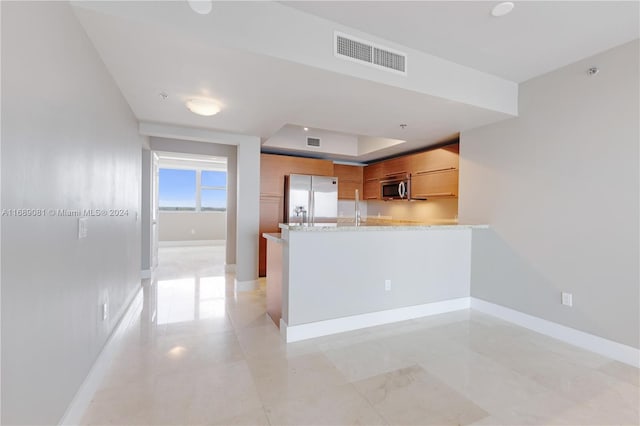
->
[365, 196, 378, 199]
[412, 192, 455, 198]
[365, 178, 379, 182]
[384, 171, 407, 177]
[413, 167, 456, 176]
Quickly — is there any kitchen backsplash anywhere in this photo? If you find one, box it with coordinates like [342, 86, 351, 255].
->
[366, 198, 458, 224]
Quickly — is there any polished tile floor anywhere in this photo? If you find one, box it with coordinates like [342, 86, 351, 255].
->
[81, 246, 639, 425]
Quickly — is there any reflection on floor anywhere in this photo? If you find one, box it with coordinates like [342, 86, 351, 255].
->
[81, 246, 639, 425]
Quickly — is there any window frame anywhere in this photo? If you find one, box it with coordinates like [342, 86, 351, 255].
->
[158, 165, 227, 213]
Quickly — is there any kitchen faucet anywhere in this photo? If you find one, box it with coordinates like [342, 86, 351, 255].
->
[294, 205, 307, 225]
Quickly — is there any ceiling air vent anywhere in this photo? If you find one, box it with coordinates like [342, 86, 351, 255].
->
[335, 32, 407, 75]
[307, 137, 321, 147]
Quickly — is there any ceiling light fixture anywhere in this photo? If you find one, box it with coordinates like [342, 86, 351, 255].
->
[186, 98, 221, 116]
[187, 0, 213, 15]
[303, 127, 309, 132]
[491, 2, 515, 17]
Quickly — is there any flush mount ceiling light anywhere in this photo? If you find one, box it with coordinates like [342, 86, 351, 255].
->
[303, 127, 309, 131]
[186, 98, 221, 116]
[187, 0, 213, 15]
[491, 2, 515, 17]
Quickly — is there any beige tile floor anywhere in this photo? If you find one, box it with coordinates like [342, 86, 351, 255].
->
[81, 246, 640, 426]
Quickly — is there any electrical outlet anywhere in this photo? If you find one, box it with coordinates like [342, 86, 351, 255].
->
[561, 292, 573, 307]
[385, 279, 392, 291]
[102, 302, 109, 321]
[78, 217, 88, 239]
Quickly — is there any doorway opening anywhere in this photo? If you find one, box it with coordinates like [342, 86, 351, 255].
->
[155, 152, 228, 250]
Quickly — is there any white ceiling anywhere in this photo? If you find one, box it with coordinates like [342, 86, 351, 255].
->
[72, 1, 638, 161]
[284, 1, 640, 83]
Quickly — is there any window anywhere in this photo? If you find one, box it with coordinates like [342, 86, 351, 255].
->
[201, 171, 227, 212]
[158, 168, 227, 212]
[159, 169, 196, 211]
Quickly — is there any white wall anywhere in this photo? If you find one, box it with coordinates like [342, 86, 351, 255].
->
[459, 40, 639, 349]
[1, 2, 145, 424]
[159, 212, 226, 241]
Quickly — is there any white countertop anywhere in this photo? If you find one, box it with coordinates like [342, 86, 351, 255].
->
[278, 222, 488, 232]
[262, 232, 283, 242]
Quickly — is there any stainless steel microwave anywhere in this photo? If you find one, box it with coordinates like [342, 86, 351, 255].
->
[380, 175, 410, 200]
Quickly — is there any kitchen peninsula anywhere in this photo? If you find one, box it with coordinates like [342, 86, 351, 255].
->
[263, 222, 487, 342]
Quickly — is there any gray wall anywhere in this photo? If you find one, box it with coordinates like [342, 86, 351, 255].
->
[149, 137, 237, 264]
[159, 212, 226, 241]
[284, 229, 471, 325]
[1, 2, 145, 424]
[459, 40, 639, 348]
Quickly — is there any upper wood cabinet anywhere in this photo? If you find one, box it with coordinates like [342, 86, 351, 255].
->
[362, 142, 460, 201]
[260, 153, 334, 196]
[409, 144, 459, 175]
[363, 162, 383, 200]
[381, 156, 411, 178]
[410, 169, 458, 199]
[333, 164, 363, 200]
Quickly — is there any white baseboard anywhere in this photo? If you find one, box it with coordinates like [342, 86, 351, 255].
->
[470, 297, 640, 368]
[225, 263, 236, 273]
[159, 239, 225, 247]
[280, 297, 470, 343]
[234, 278, 259, 292]
[140, 269, 152, 279]
[58, 286, 144, 425]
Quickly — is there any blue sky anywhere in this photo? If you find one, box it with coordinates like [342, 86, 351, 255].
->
[159, 169, 226, 209]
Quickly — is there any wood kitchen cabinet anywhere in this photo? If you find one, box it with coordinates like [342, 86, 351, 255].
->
[259, 153, 334, 276]
[410, 169, 459, 199]
[363, 162, 383, 200]
[381, 156, 411, 178]
[260, 153, 334, 195]
[333, 164, 363, 200]
[410, 144, 459, 175]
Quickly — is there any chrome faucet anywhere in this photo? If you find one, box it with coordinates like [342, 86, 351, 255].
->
[354, 189, 361, 226]
[294, 205, 307, 225]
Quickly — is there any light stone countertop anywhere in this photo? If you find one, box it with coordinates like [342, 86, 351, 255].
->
[262, 232, 283, 242]
[278, 222, 489, 232]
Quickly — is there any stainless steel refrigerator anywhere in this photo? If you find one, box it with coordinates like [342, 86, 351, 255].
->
[284, 174, 338, 225]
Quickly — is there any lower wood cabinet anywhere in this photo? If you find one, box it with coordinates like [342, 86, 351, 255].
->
[410, 169, 458, 199]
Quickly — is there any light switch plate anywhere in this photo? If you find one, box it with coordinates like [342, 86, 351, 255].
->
[561, 292, 573, 307]
[385, 279, 392, 291]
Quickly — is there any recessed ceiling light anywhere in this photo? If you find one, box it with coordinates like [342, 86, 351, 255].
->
[186, 98, 221, 116]
[187, 0, 213, 15]
[491, 2, 514, 17]
[303, 127, 309, 132]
